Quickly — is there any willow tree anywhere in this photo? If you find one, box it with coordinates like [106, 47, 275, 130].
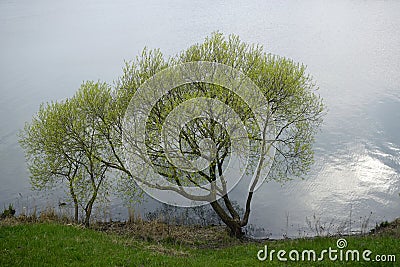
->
[117, 33, 325, 237]
[19, 82, 114, 226]
[19, 100, 82, 222]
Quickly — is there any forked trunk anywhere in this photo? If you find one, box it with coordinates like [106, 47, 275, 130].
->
[84, 204, 93, 227]
[225, 220, 245, 238]
[210, 200, 245, 238]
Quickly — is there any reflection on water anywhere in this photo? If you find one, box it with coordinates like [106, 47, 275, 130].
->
[1, 0, 399, 238]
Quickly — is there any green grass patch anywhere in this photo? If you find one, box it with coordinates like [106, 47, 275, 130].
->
[0, 222, 398, 266]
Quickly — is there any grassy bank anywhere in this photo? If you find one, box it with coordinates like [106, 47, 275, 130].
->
[0, 220, 399, 266]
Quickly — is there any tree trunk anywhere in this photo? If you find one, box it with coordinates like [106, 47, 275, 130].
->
[210, 200, 245, 238]
[73, 201, 79, 224]
[69, 180, 79, 223]
[84, 202, 93, 228]
[84, 188, 98, 227]
[225, 219, 245, 238]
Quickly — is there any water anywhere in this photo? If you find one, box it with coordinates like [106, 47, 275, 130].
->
[1, 0, 399, 238]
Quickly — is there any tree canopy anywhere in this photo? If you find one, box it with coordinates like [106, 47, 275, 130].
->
[19, 82, 138, 226]
[20, 33, 324, 236]
[118, 33, 324, 236]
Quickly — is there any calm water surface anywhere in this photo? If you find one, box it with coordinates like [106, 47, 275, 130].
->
[1, 0, 399, 238]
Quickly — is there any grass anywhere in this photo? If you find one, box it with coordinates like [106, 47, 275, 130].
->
[0, 220, 399, 266]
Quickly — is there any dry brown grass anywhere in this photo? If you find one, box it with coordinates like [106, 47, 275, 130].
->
[370, 218, 400, 238]
[91, 220, 241, 249]
[0, 206, 72, 226]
